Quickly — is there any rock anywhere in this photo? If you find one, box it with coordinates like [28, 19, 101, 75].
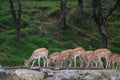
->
[43, 69, 120, 80]
[0, 69, 44, 80]
[15, 69, 44, 80]
[1, 70, 20, 80]
[1, 68, 120, 80]
[0, 66, 5, 72]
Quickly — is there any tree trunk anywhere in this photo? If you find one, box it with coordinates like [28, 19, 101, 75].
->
[9, 0, 21, 40]
[17, 0, 22, 40]
[98, 24, 107, 48]
[92, 0, 107, 48]
[60, 0, 67, 29]
[77, 0, 83, 14]
[92, 0, 120, 48]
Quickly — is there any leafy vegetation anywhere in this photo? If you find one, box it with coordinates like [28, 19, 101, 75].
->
[0, 1, 120, 66]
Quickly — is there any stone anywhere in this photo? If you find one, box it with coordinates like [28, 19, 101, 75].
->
[15, 69, 44, 80]
[43, 69, 120, 80]
[0, 65, 5, 72]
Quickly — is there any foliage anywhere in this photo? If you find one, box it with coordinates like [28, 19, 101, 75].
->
[0, 1, 119, 66]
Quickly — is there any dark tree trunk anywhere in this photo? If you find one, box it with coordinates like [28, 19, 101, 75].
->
[17, 0, 22, 40]
[77, 0, 83, 14]
[9, 0, 21, 40]
[60, 0, 67, 29]
[92, 0, 107, 48]
[98, 24, 107, 48]
[92, 0, 120, 48]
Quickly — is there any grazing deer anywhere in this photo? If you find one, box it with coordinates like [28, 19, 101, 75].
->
[108, 53, 120, 69]
[48, 52, 62, 67]
[24, 48, 48, 68]
[93, 48, 112, 68]
[60, 49, 73, 67]
[84, 51, 94, 68]
[69, 47, 85, 68]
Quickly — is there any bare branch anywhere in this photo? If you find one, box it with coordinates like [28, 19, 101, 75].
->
[92, 0, 101, 25]
[104, 0, 120, 22]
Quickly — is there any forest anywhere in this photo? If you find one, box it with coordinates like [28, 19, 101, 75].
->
[0, 0, 120, 67]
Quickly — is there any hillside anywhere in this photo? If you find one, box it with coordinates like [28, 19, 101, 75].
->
[0, 1, 120, 66]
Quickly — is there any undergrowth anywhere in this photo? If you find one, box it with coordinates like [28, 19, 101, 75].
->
[0, 1, 119, 66]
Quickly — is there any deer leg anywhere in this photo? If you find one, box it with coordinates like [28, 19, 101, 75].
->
[55, 59, 57, 67]
[79, 56, 83, 68]
[99, 57, 103, 68]
[46, 57, 48, 67]
[90, 60, 94, 68]
[43, 58, 46, 67]
[105, 57, 109, 68]
[117, 61, 120, 69]
[38, 58, 41, 67]
[112, 62, 115, 69]
[116, 62, 118, 70]
[74, 58, 76, 68]
[107, 59, 111, 69]
[69, 59, 72, 67]
[45, 56, 48, 67]
[60, 60, 64, 68]
[31, 59, 36, 68]
[93, 59, 98, 68]
[86, 60, 91, 68]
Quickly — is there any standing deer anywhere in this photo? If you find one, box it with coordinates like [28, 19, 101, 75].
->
[69, 47, 85, 68]
[48, 52, 62, 67]
[93, 48, 112, 68]
[108, 53, 120, 69]
[60, 49, 73, 67]
[24, 48, 48, 68]
[84, 51, 94, 68]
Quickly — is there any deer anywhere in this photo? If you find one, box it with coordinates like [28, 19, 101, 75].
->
[48, 52, 62, 67]
[93, 48, 112, 68]
[68, 47, 85, 68]
[60, 49, 73, 67]
[84, 51, 94, 68]
[24, 48, 48, 68]
[108, 53, 120, 69]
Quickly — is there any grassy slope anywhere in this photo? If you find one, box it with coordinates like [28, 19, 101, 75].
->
[0, 1, 120, 66]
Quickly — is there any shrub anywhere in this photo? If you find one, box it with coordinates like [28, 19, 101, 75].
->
[46, 38, 61, 48]
[24, 36, 49, 48]
[48, 48, 63, 55]
[62, 41, 75, 49]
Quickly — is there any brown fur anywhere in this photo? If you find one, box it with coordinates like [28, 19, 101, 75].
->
[60, 49, 73, 67]
[24, 48, 48, 68]
[84, 51, 94, 68]
[48, 52, 62, 67]
[108, 53, 120, 69]
[93, 48, 112, 68]
[69, 47, 85, 67]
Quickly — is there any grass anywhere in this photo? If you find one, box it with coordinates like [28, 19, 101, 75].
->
[0, 1, 120, 66]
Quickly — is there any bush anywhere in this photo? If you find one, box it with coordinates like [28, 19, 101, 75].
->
[109, 47, 120, 53]
[46, 38, 61, 48]
[110, 36, 120, 47]
[0, 15, 13, 29]
[21, 15, 30, 28]
[24, 36, 49, 48]
[62, 41, 75, 49]
[48, 48, 63, 55]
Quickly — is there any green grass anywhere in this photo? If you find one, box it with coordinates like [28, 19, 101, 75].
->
[0, 1, 120, 66]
